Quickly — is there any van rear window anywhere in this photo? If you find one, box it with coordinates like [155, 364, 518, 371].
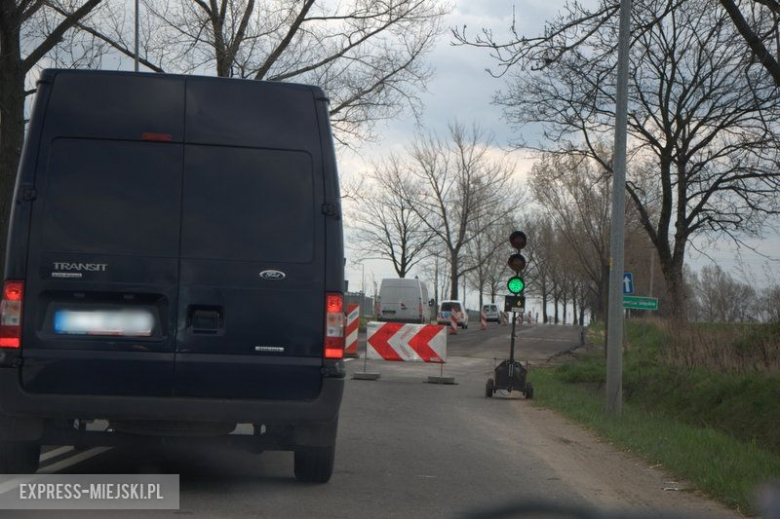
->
[42, 139, 182, 256]
[441, 303, 461, 311]
[181, 146, 314, 263]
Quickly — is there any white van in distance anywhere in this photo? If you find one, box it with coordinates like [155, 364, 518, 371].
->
[437, 300, 469, 329]
[378, 278, 431, 324]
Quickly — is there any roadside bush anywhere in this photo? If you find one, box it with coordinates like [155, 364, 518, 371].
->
[553, 319, 780, 455]
[659, 321, 780, 374]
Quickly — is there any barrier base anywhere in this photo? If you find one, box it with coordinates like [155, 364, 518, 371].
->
[344, 352, 359, 359]
[426, 376, 457, 385]
[352, 372, 381, 381]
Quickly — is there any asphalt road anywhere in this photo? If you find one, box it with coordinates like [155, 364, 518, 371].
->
[4, 323, 736, 518]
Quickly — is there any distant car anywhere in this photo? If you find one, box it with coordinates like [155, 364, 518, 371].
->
[437, 300, 468, 328]
[378, 278, 431, 324]
[482, 304, 500, 323]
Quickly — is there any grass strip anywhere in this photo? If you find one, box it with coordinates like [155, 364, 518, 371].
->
[528, 368, 780, 515]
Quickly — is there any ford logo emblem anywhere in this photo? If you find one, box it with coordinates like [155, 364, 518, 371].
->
[259, 270, 286, 281]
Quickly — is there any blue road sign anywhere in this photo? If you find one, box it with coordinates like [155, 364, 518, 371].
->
[623, 272, 634, 294]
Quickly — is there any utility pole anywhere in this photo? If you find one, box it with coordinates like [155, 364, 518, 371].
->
[434, 257, 439, 307]
[134, 0, 139, 72]
[606, 0, 632, 415]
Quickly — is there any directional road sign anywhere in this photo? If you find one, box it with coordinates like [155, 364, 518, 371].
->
[623, 272, 634, 294]
[623, 295, 658, 311]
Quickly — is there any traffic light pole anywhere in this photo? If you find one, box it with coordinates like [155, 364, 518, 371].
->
[509, 310, 517, 364]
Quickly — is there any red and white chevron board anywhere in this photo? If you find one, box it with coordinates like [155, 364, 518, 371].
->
[344, 303, 360, 357]
[366, 322, 447, 363]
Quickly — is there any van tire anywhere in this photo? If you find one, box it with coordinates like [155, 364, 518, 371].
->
[294, 444, 335, 483]
[0, 441, 40, 474]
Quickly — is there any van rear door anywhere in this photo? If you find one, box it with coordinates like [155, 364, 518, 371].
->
[173, 79, 327, 400]
[19, 72, 184, 396]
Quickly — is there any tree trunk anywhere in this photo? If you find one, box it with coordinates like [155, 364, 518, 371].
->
[542, 294, 549, 323]
[553, 298, 560, 324]
[0, 16, 25, 275]
[662, 255, 687, 323]
[562, 295, 568, 324]
[572, 292, 579, 326]
[449, 251, 459, 300]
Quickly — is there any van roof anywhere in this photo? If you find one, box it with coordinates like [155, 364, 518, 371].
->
[38, 69, 327, 152]
[39, 69, 326, 98]
[380, 278, 424, 288]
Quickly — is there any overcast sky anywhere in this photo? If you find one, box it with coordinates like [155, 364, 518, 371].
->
[339, 0, 780, 312]
[339, 0, 556, 307]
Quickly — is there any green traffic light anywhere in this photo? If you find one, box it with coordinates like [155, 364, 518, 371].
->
[507, 276, 525, 294]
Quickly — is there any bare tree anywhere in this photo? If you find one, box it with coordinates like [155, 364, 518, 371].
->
[404, 121, 519, 300]
[86, 0, 448, 145]
[530, 152, 612, 320]
[691, 265, 758, 322]
[459, 0, 780, 318]
[525, 216, 556, 323]
[453, 0, 780, 86]
[757, 285, 780, 322]
[349, 156, 433, 278]
[0, 0, 106, 270]
[465, 216, 513, 311]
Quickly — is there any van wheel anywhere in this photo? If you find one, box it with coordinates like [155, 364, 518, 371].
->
[0, 441, 40, 474]
[294, 444, 335, 483]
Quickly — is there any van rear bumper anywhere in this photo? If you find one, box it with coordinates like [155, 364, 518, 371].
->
[0, 370, 343, 426]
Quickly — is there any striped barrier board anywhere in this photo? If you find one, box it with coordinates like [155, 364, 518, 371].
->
[367, 322, 447, 364]
[344, 303, 360, 357]
[449, 312, 458, 334]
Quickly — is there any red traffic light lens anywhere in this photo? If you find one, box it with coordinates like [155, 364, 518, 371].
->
[508, 254, 526, 273]
[509, 231, 527, 250]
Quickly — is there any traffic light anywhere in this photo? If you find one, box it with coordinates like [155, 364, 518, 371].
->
[507, 231, 527, 295]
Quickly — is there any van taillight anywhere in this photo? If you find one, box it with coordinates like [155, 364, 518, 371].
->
[0, 281, 24, 349]
[325, 293, 344, 359]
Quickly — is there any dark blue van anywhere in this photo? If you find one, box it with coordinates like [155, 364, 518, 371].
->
[0, 70, 346, 482]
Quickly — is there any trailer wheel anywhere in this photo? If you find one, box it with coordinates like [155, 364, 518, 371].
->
[525, 382, 534, 400]
[485, 378, 495, 398]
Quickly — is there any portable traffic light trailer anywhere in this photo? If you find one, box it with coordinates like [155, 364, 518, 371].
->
[485, 230, 534, 399]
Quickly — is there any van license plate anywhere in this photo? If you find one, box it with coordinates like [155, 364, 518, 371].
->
[54, 310, 154, 337]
